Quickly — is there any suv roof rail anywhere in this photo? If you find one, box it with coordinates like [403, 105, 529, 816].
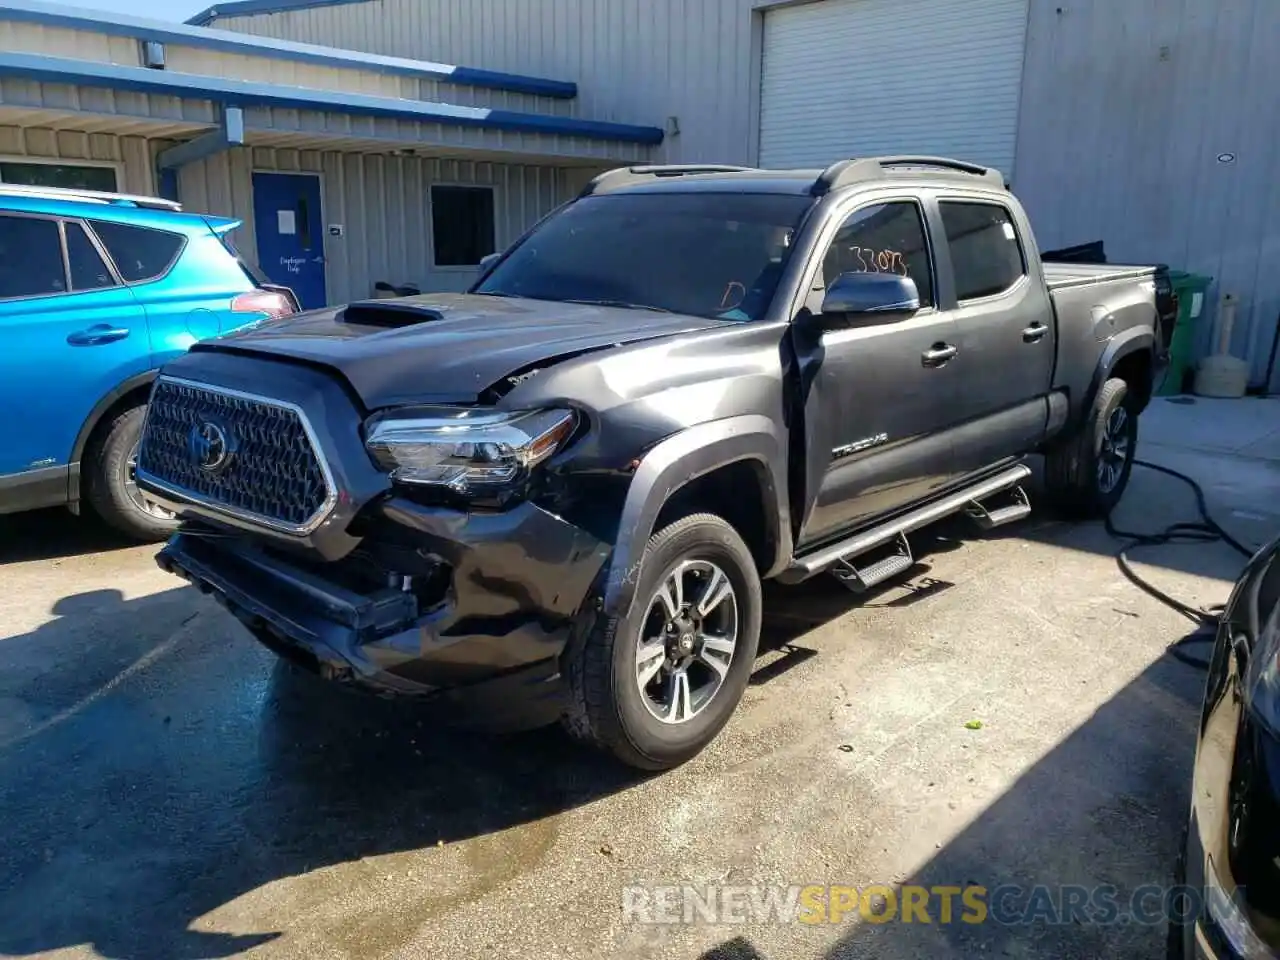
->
[0, 182, 183, 212]
[811, 155, 1007, 195]
[579, 164, 756, 197]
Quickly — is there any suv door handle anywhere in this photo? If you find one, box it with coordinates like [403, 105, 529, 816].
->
[67, 325, 130, 346]
[1022, 323, 1049, 343]
[921, 343, 958, 367]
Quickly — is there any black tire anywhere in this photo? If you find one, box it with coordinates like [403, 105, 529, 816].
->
[84, 405, 178, 542]
[561, 513, 762, 771]
[1044, 377, 1137, 519]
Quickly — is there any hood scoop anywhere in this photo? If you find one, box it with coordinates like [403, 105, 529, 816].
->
[340, 300, 447, 329]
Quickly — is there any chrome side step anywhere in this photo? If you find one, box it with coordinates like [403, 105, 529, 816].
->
[831, 533, 914, 594]
[966, 485, 1032, 530]
[787, 463, 1032, 580]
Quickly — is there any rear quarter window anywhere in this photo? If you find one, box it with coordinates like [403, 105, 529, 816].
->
[89, 220, 186, 283]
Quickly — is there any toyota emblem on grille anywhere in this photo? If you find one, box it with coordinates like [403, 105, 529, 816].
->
[189, 421, 233, 474]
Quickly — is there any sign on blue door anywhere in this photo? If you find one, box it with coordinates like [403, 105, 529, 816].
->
[251, 172, 327, 309]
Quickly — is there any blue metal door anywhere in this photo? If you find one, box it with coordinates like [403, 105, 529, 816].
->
[251, 172, 327, 309]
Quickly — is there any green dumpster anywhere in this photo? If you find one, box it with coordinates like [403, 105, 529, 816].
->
[1158, 271, 1214, 396]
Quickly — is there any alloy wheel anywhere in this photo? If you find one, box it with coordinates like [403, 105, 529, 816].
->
[635, 559, 739, 725]
[125, 443, 176, 521]
[1097, 406, 1133, 495]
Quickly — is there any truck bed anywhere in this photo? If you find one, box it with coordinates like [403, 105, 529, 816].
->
[1043, 261, 1158, 290]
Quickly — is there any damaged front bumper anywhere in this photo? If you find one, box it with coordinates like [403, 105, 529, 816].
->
[159, 497, 610, 730]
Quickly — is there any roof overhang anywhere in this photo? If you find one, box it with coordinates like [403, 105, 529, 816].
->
[0, 0, 578, 99]
[0, 53, 664, 147]
[185, 0, 369, 27]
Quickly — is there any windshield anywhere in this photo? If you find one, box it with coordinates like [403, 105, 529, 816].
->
[473, 192, 812, 322]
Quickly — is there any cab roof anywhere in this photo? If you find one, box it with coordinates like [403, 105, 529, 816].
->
[579, 156, 1009, 199]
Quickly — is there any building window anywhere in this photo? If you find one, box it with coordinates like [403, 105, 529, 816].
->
[939, 201, 1026, 301]
[431, 185, 496, 267]
[0, 216, 67, 300]
[89, 220, 186, 283]
[0, 161, 118, 192]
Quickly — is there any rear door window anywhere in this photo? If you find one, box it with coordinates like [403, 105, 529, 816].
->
[64, 222, 117, 291]
[939, 202, 1026, 301]
[0, 215, 66, 300]
[89, 220, 186, 283]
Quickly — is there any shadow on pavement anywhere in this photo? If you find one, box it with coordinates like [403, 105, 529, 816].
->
[697, 633, 1209, 960]
[0, 585, 642, 960]
[0, 507, 140, 564]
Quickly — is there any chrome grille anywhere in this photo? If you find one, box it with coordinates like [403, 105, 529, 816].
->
[136, 377, 333, 533]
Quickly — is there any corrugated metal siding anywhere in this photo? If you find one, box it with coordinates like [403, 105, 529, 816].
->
[163, 45, 561, 113]
[0, 124, 155, 194]
[179, 146, 592, 304]
[1014, 0, 1280, 391]
[0, 77, 218, 133]
[214, 0, 760, 163]
[759, 0, 1029, 173]
[0, 21, 141, 66]
[239, 106, 648, 164]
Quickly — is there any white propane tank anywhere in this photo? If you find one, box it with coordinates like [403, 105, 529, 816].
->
[1194, 293, 1250, 397]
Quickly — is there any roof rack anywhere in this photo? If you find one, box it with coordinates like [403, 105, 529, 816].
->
[811, 155, 1006, 196]
[579, 164, 756, 197]
[0, 182, 183, 212]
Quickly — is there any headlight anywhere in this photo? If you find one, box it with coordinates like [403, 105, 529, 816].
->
[364, 406, 577, 496]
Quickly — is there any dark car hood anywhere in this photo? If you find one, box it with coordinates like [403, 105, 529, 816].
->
[196, 293, 722, 408]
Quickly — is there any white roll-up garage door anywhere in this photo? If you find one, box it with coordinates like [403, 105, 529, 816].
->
[759, 0, 1029, 177]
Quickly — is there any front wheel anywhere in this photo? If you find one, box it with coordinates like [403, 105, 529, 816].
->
[1044, 377, 1138, 518]
[561, 513, 762, 771]
[85, 405, 179, 542]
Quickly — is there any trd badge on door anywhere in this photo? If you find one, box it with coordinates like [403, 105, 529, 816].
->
[832, 433, 889, 460]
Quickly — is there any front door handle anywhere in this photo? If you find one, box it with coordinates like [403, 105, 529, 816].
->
[1022, 323, 1049, 343]
[922, 343, 958, 367]
[67, 324, 130, 346]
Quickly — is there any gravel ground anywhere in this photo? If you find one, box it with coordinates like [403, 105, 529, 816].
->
[1, 398, 1276, 960]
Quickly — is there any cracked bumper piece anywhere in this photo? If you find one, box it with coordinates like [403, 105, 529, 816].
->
[157, 499, 610, 730]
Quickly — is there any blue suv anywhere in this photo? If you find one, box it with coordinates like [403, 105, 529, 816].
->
[0, 184, 298, 540]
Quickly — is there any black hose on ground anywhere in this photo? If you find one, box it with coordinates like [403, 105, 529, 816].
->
[1104, 460, 1256, 669]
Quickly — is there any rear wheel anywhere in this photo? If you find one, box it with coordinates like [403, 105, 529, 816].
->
[1044, 377, 1137, 518]
[561, 513, 762, 771]
[85, 405, 178, 542]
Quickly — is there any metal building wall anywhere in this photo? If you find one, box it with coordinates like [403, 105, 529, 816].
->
[179, 146, 593, 304]
[1013, 0, 1280, 391]
[211, 0, 763, 164]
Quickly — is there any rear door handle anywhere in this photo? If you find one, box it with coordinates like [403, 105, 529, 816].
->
[922, 343, 958, 367]
[67, 324, 130, 346]
[1022, 323, 1049, 343]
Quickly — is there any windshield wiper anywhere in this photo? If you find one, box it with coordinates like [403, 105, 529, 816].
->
[561, 298, 675, 314]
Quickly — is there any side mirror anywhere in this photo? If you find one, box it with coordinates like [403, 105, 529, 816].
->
[477, 252, 501, 273]
[821, 272, 920, 322]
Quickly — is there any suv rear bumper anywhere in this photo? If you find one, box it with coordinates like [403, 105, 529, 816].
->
[159, 496, 610, 730]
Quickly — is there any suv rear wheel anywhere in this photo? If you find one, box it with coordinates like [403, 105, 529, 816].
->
[1044, 377, 1138, 518]
[562, 513, 762, 770]
[85, 404, 178, 542]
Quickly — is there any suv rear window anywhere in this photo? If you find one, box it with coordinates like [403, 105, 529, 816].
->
[474, 192, 812, 322]
[90, 220, 186, 283]
[0, 215, 66, 300]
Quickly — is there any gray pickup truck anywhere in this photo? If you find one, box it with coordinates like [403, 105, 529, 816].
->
[136, 156, 1171, 770]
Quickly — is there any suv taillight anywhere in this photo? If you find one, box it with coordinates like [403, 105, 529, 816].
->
[232, 289, 297, 319]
